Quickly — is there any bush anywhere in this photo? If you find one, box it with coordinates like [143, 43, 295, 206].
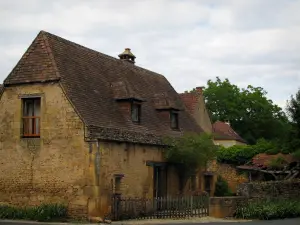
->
[217, 139, 280, 165]
[0, 204, 67, 222]
[214, 176, 233, 197]
[235, 199, 300, 220]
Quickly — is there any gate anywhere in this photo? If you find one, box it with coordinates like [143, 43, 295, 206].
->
[111, 194, 209, 221]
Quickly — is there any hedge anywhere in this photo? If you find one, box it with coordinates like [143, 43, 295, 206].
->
[0, 204, 67, 222]
[235, 199, 300, 220]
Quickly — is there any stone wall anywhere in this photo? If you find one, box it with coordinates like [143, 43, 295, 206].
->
[209, 196, 247, 218]
[0, 83, 90, 218]
[96, 141, 180, 216]
[206, 160, 248, 194]
[237, 179, 300, 199]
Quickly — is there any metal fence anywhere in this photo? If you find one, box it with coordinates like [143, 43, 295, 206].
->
[111, 194, 209, 221]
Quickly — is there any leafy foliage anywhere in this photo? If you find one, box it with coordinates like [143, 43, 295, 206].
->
[164, 133, 218, 192]
[235, 199, 300, 220]
[0, 204, 67, 222]
[268, 156, 287, 169]
[200, 77, 289, 144]
[285, 89, 300, 151]
[214, 176, 233, 197]
[217, 139, 279, 165]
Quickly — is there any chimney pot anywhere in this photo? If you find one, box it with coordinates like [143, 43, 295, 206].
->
[118, 48, 136, 64]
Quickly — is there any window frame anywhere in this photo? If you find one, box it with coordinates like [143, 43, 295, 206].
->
[170, 111, 179, 130]
[22, 97, 41, 138]
[131, 101, 141, 123]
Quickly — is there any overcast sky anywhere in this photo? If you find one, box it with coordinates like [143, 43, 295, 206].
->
[1, 0, 300, 108]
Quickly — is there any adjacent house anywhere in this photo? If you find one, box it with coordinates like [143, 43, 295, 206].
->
[0, 31, 205, 218]
[180, 92, 248, 195]
[213, 121, 247, 147]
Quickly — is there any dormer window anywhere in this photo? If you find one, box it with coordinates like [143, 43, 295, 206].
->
[170, 111, 179, 129]
[131, 102, 141, 123]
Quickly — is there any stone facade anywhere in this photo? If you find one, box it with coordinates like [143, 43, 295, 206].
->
[0, 83, 180, 219]
[0, 83, 89, 218]
[203, 160, 248, 195]
[209, 196, 247, 218]
[237, 179, 300, 199]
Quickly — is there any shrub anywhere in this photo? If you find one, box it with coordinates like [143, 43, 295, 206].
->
[235, 199, 300, 220]
[217, 139, 281, 165]
[214, 176, 233, 197]
[0, 204, 67, 222]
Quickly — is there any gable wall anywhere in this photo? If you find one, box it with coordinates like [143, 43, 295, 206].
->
[0, 82, 90, 218]
[214, 140, 246, 148]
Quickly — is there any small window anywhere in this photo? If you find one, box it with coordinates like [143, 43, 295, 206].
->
[115, 177, 121, 193]
[114, 174, 124, 194]
[22, 98, 41, 137]
[170, 111, 179, 129]
[131, 102, 141, 123]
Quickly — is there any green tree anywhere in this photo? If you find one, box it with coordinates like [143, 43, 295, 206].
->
[214, 176, 233, 197]
[164, 133, 218, 193]
[199, 77, 289, 144]
[286, 89, 300, 151]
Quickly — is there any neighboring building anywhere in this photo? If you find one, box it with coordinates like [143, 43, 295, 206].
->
[213, 121, 247, 147]
[180, 93, 248, 195]
[0, 31, 204, 218]
[179, 87, 213, 134]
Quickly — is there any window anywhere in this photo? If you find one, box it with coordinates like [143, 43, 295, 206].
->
[114, 174, 124, 194]
[22, 98, 41, 137]
[170, 111, 179, 129]
[131, 102, 141, 123]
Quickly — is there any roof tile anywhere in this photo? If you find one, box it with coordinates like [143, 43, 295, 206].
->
[4, 31, 203, 144]
[213, 121, 246, 143]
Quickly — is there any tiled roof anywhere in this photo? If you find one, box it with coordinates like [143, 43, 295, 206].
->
[213, 121, 246, 143]
[238, 153, 298, 170]
[0, 84, 3, 95]
[3, 31, 203, 144]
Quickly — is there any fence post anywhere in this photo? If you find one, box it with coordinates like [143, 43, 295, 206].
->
[190, 195, 193, 217]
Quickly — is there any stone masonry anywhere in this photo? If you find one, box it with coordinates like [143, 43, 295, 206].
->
[237, 179, 300, 199]
[0, 83, 90, 218]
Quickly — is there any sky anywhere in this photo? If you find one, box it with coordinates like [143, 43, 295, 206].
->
[1, 0, 300, 108]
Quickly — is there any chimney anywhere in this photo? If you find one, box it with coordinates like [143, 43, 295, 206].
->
[225, 120, 230, 126]
[118, 48, 136, 64]
[195, 86, 205, 94]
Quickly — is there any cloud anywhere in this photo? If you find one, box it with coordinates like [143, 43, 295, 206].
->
[0, 0, 300, 109]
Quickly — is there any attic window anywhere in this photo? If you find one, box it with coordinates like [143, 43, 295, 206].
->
[22, 98, 41, 137]
[170, 111, 179, 130]
[131, 102, 141, 123]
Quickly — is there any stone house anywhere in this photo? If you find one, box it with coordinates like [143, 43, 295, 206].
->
[0, 31, 206, 218]
[180, 91, 248, 195]
[213, 121, 247, 147]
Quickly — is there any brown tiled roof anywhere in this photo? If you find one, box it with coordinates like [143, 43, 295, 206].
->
[213, 121, 246, 143]
[4, 31, 203, 144]
[238, 153, 298, 170]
